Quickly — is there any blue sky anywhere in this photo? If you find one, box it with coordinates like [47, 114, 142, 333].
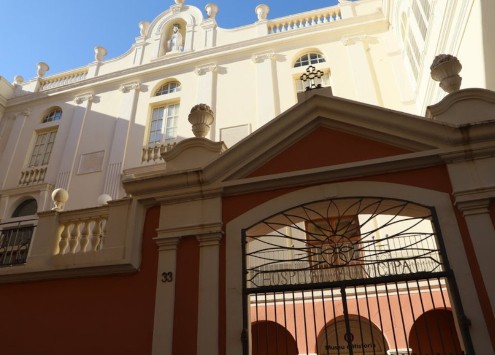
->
[0, 0, 339, 83]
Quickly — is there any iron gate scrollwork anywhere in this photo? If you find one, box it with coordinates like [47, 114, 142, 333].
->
[242, 197, 473, 355]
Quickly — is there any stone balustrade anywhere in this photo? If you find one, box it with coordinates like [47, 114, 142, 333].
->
[19, 167, 47, 186]
[0, 198, 142, 283]
[141, 142, 177, 163]
[267, 6, 342, 34]
[39, 70, 88, 90]
[56, 209, 107, 255]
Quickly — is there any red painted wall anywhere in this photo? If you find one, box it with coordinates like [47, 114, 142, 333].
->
[173, 236, 200, 354]
[248, 127, 412, 177]
[0, 205, 160, 355]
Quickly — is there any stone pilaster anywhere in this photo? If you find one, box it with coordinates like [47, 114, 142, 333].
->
[152, 235, 181, 355]
[196, 228, 223, 355]
[341, 35, 381, 106]
[252, 51, 280, 127]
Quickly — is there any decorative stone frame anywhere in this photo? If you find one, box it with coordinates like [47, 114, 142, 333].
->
[225, 181, 490, 355]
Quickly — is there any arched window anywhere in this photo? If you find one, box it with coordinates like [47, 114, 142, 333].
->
[42, 108, 62, 123]
[294, 52, 326, 68]
[12, 199, 38, 218]
[155, 81, 181, 96]
[293, 51, 330, 92]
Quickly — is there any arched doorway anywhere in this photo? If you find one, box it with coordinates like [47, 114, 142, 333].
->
[409, 309, 462, 354]
[251, 320, 298, 355]
[317, 316, 388, 354]
[242, 197, 472, 354]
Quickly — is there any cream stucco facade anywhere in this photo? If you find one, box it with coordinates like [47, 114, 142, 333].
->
[0, 0, 493, 213]
[0, 1, 494, 355]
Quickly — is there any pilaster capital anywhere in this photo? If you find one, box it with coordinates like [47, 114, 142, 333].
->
[341, 34, 367, 46]
[195, 63, 218, 76]
[251, 51, 276, 64]
[16, 109, 31, 118]
[201, 19, 217, 30]
[120, 81, 141, 93]
[74, 93, 94, 105]
[154, 235, 181, 251]
[453, 188, 495, 216]
[196, 232, 223, 247]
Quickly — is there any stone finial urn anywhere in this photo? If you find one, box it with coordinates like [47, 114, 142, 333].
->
[139, 21, 150, 36]
[36, 62, 49, 78]
[205, 3, 218, 19]
[188, 104, 214, 138]
[256, 4, 270, 21]
[430, 54, 462, 93]
[94, 46, 108, 62]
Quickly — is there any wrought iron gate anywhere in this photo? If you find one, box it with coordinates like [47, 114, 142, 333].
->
[242, 198, 473, 355]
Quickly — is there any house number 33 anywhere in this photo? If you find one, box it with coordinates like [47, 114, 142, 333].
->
[161, 272, 173, 283]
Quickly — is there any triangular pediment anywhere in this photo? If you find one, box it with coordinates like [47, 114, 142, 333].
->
[246, 126, 412, 178]
[204, 90, 464, 183]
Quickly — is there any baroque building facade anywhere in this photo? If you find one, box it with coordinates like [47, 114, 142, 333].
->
[0, 1, 494, 354]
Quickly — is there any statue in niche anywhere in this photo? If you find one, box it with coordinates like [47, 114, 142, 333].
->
[167, 23, 183, 53]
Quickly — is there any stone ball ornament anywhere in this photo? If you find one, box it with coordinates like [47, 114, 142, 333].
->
[97, 194, 112, 206]
[51, 188, 69, 211]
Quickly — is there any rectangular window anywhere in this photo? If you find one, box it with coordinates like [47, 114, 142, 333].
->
[29, 130, 57, 167]
[148, 103, 180, 145]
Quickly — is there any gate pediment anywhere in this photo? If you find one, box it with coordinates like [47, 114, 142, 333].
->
[206, 91, 463, 183]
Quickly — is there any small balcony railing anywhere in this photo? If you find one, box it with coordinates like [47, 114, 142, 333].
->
[267, 6, 342, 34]
[141, 142, 177, 164]
[39, 69, 88, 91]
[0, 219, 36, 267]
[18, 166, 47, 186]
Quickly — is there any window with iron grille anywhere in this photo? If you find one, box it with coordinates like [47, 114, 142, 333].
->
[0, 224, 34, 266]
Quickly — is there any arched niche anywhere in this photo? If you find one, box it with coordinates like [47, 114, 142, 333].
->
[159, 19, 188, 57]
[11, 197, 38, 218]
[409, 309, 462, 354]
[251, 320, 298, 355]
[317, 316, 388, 355]
[146, 6, 203, 58]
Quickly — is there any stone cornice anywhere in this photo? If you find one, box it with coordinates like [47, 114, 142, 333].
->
[156, 222, 222, 240]
[0, 263, 139, 284]
[0, 183, 53, 196]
